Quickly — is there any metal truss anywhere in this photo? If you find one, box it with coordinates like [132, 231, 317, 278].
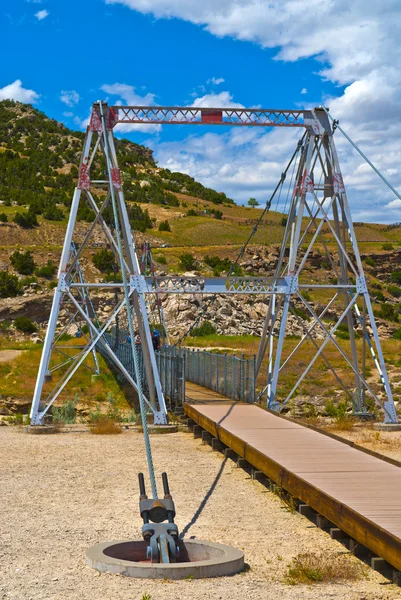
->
[30, 102, 398, 425]
[255, 109, 398, 423]
[114, 106, 307, 127]
[30, 103, 169, 425]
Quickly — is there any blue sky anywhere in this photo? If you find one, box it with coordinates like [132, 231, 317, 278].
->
[1, 0, 401, 222]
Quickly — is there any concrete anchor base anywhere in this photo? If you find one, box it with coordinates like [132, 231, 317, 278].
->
[373, 423, 401, 432]
[86, 539, 244, 579]
[23, 425, 58, 434]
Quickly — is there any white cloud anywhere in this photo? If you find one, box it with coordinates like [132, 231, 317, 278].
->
[385, 199, 401, 211]
[153, 127, 301, 205]
[104, 1, 401, 222]
[207, 77, 225, 85]
[35, 9, 49, 20]
[60, 90, 80, 107]
[0, 79, 40, 103]
[101, 83, 156, 106]
[99, 83, 160, 133]
[191, 90, 244, 108]
[301, 88, 308, 95]
[63, 111, 74, 117]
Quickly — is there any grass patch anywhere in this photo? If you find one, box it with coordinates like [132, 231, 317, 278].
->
[285, 552, 364, 585]
[89, 417, 122, 435]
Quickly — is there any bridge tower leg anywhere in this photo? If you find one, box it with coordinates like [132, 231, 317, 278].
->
[30, 101, 168, 426]
[256, 108, 398, 424]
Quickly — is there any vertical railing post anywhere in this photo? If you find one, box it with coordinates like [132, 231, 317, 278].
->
[216, 353, 219, 393]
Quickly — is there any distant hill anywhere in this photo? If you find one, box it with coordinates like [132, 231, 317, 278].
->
[0, 100, 233, 231]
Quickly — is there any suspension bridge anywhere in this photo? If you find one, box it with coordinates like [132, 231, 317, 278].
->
[27, 101, 401, 573]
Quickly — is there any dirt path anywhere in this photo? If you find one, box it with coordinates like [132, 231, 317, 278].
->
[0, 427, 399, 600]
[0, 350, 22, 363]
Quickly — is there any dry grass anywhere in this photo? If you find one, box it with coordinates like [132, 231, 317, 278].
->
[285, 552, 365, 585]
[326, 416, 357, 432]
[89, 417, 122, 435]
[354, 430, 401, 452]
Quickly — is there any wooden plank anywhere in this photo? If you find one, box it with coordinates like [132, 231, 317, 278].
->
[184, 398, 401, 572]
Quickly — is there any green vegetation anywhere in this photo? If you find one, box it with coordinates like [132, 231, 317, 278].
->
[388, 284, 401, 298]
[190, 321, 216, 337]
[92, 249, 117, 274]
[0, 272, 22, 298]
[248, 198, 259, 207]
[35, 261, 56, 279]
[158, 168, 233, 205]
[382, 243, 394, 250]
[0, 212, 7, 222]
[14, 316, 37, 333]
[52, 395, 78, 424]
[14, 210, 38, 228]
[378, 302, 398, 322]
[178, 252, 197, 271]
[10, 250, 35, 275]
[204, 254, 241, 276]
[158, 219, 171, 232]
[186, 208, 198, 217]
[391, 271, 401, 285]
[154, 254, 167, 265]
[364, 256, 375, 267]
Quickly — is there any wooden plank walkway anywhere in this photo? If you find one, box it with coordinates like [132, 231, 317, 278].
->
[184, 385, 401, 572]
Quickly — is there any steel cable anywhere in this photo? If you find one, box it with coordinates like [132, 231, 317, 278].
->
[100, 104, 158, 498]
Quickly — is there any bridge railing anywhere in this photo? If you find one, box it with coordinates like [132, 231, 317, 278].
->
[165, 346, 256, 404]
[99, 335, 185, 409]
[100, 333, 256, 406]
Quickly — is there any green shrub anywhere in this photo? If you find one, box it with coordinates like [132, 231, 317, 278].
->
[92, 249, 117, 273]
[364, 256, 375, 267]
[0, 272, 22, 298]
[14, 316, 37, 333]
[179, 252, 197, 271]
[203, 255, 241, 276]
[190, 321, 216, 337]
[391, 271, 401, 285]
[393, 328, 401, 340]
[186, 209, 198, 217]
[292, 306, 310, 321]
[52, 396, 78, 424]
[14, 211, 38, 228]
[158, 220, 171, 232]
[378, 303, 398, 322]
[35, 261, 56, 279]
[374, 291, 385, 302]
[21, 276, 38, 287]
[43, 205, 64, 221]
[0, 212, 7, 223]
[10, 250, 35, 275]
[388, 285, 401, 298]
[155, 254, 167, 264]
[382, 243, 394, 250]
[280, 216, 287, 227]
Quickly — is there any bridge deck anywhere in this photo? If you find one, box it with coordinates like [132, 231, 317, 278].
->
[184, 391, 401, 572]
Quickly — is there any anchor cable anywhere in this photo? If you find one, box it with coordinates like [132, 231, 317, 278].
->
[100, 104, 158, 499]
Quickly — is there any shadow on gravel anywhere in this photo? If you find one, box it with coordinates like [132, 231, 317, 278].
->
[180, 456, 228, 539]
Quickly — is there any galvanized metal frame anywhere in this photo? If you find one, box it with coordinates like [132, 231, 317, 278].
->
[30, 102, 398, 425]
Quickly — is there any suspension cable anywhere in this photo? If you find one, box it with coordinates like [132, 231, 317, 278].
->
[99, 104, 158, 499]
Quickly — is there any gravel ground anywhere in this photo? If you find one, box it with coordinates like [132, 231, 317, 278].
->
[1, 427, 400, 600]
